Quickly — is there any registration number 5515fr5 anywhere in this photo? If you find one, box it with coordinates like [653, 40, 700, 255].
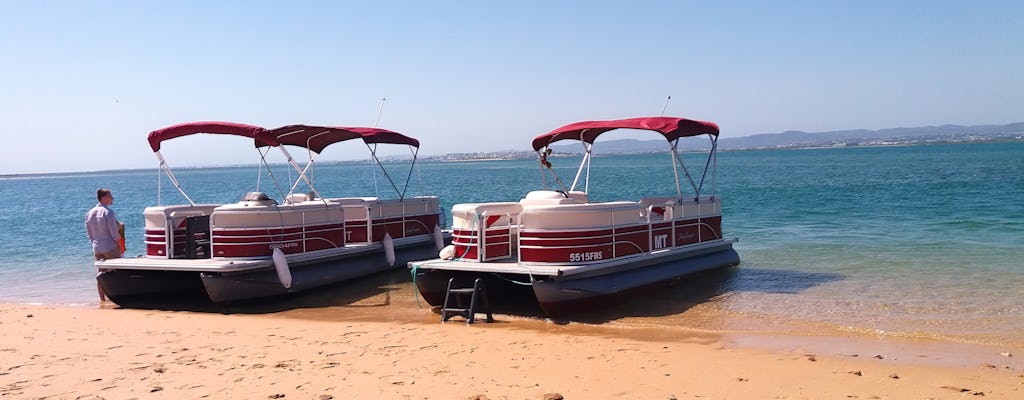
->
[568, 251, 603, 262]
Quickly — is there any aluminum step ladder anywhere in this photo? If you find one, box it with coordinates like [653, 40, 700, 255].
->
[440, 278, 494, 324]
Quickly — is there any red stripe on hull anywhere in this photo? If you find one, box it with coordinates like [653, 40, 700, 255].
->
[369, 214, 439, 242]
[518, 218, 721, 263]
[211, 227, 346, 257]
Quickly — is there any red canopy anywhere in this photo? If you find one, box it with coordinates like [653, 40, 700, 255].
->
[264, 125, 420, 153]
[147, 121, 275, 152]
[531, 116, 719, 151]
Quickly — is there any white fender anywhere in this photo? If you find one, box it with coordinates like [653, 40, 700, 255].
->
[433, 225, 445, 251]
[383, 233, 396, 267]
[273, 247, 292, 289]
[439, 244, 456, 260]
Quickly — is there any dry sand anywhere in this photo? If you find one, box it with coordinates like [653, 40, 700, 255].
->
[1, 303, 1021, 399]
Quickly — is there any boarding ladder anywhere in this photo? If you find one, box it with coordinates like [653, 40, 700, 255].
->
[440, 278, 494, 324]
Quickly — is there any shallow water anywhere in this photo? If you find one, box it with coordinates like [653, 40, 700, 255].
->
[1, 142, 1021, 350]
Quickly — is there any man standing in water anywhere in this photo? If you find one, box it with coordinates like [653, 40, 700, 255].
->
[85, 188, 122, 302]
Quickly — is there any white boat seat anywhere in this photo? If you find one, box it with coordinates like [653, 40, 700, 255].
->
[451, 202, 522, 229]
[519, 190, 586, 206]
[284, 193, 310, 204]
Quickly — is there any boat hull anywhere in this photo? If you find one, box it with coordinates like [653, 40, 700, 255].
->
[201, 240, 442, 303]
[412, 241, 739, 317]
[532, 247, 739, 316]
[97, 269, 209, 304]
[98, 237, 444, 305]
[412, 269, 541, 313]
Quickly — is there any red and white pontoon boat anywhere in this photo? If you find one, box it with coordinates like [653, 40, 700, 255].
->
[97, 122, 446, 304]
[410, 116, 739, 317]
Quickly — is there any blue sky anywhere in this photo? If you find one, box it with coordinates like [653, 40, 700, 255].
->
[1, 1, 1021, 174]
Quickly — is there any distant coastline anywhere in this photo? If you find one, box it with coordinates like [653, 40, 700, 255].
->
[424, 131, 1023, 162]
[4, 123, 1021, 175]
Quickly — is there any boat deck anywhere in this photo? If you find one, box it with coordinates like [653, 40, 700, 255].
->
[97, 256, 272, 273]
[98, 235, 438, 273]
[409, 238, 736, 279]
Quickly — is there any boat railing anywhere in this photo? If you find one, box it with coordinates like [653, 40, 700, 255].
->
[144, 204, 220, 258]
[516, 197, 724, 264]
[517, 202, 645, 263]
[207, 200, 347, 257]
[451, 202, 522, 262]
[333, 196, 441, 244]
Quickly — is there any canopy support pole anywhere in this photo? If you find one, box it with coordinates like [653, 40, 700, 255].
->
[711, 135, 717, 198]
[398, 146, 419, 200]
[670, 140, 683, 201]
[364, 142, 402, 199]
[538, 147, 570, 193]
[538, 151, 550, 190]
[695, 136, 717, 198]
[570, 143, 591, 192]
[155, 151, 195, 206]
[412, 146, 425, 196]
[285, 153, 319, 199]
[275, 146, 324, 200]
[157, 166, 162, 206]
[672, 143, 700, 199]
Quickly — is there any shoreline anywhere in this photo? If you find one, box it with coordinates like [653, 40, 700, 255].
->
[2, 303, 1021, 399]
[7, 267, 1024, 372]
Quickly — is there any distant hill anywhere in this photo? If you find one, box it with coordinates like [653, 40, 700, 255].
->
[548, 122, 1024, 154]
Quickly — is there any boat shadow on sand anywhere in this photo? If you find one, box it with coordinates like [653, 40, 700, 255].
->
[549, 266, 846, 324]
[110, 269, 418, 315]
[112, 266, 845, 322]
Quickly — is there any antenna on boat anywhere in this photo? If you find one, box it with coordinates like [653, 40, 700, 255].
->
[374, 97, 386, 127]
[661, 95, 686, 200]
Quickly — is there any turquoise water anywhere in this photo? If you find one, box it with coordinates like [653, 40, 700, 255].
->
[1, 142, 1021, 346]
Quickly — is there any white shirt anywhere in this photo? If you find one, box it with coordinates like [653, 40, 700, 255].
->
[85, 203, 120, 253]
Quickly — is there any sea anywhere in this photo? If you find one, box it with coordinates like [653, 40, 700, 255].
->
[2, 142, 1022, 361]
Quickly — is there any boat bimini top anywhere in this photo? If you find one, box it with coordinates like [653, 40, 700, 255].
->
[147, 121, 423, 206]
[530, 116, 721, 202]
[259, 124, 422, 201]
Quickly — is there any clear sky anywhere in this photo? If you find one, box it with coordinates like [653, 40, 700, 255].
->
[1, 1, 1021, 174]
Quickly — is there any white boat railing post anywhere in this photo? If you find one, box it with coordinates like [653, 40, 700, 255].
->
[610, 209, 616, 259]
[478, 211, 487, 261]
[300, 209, 307, 253]
[515, 213, 524, 264]
[505, 211, 512, 260]
[667, 200, 676, 249]
[164, 214, 173, 259]
[364, 204, 373, 245]
[646, 205, 654, 254]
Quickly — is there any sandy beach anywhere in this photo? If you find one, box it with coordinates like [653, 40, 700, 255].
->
[2, 302, 1021, 400]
